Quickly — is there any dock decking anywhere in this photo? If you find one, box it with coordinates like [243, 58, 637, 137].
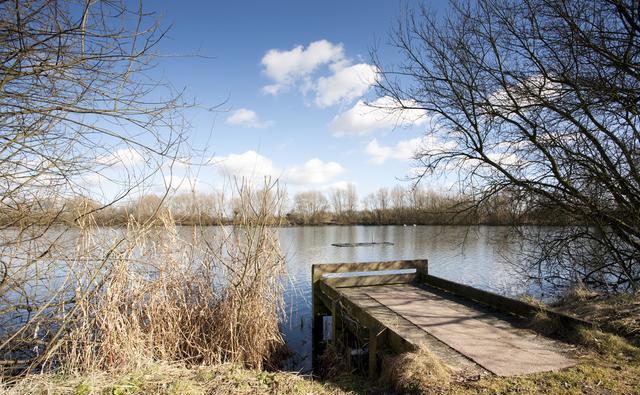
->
[311, 260, 591, 378]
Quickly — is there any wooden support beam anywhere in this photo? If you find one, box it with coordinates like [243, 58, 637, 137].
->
[331, 298, 342, 344]
[312, 267, 331, 371]
[368, 324, 386, 378]
[312, 259, 428, 283]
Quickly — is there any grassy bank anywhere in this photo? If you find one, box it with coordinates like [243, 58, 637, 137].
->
[5, 335, 639, 395]
[552, 288, 640, 344]
[4, 289, 640, 395]
[2, 363, 349, 395]
[335, 325, 640, 395]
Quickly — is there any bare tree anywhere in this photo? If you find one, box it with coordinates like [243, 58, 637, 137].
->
[293, 190, 329, 223]
[375, 0, 640, 291]
[344, 183, 358, 214]
[330, 187, 347, 215]
[375, 187, 390, 212]
[0, 0, 193, 371]
[391, 185, 408, 209]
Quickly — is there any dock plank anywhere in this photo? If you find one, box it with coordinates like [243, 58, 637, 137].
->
[365, 285, 576, 376]
[338, 285, 487, 376]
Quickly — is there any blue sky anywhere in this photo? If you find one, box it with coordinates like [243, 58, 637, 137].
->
[89, 1, 454, 200]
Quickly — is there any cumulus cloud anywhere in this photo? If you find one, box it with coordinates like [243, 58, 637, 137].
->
[330, 96, 429, 136]
[365, 136, 454, 165]
[314, 63, 378, 107]
[261, 39, 377, 107]
[282, 158, 344, 184]
[261, 40, 344, 95]
[97, 147, 145, 168]
[364, 140, 393, 164]
[226, 108, 273, 129]
[210, 150, 343, 185]
[211, 150, 276, 179]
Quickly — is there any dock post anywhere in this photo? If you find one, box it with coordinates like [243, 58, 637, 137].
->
[312, 292, 327, 370]
[331, 300, 341, 343]
[368, 324, 385, 379]
[312, 304, 325, 370]
[416, 259, 429, 282]
[311, 265, 328, 371]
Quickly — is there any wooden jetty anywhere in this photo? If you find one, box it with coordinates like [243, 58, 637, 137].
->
[312, 260, 592, 378]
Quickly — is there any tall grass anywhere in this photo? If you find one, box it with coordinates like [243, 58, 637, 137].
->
[0, 181, 286, 378]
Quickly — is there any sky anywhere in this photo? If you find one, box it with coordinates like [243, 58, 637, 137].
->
[87, 1, 455, 201]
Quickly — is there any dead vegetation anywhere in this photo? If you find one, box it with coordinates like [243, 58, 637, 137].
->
[553, 285, 640, 344]
[0, 182, 287, 379]
[381, 348, 452, 395]
[1, 362, 349, 395]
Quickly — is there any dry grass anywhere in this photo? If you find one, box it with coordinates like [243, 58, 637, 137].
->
[1, 362, 350, 395]
[317, 343, 355, 380]
[1, 182, 287, 378]
[572, 327, 640, 360]
[553, 287, 640, 344]
[381, 348, 452, 395]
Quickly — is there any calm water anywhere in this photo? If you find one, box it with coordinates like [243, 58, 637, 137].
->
[1, 224, 550, 370]
[278, 225, 547, 372]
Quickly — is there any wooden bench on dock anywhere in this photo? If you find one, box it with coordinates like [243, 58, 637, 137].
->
[311, 259, 592, 378]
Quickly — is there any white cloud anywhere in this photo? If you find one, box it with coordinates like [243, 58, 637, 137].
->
[365, 136, 454, 165]
[487, 152, 522, 167]
[365, 140, 393, 164]
[260, 39, 377, 107]
[282, 158, 344, 184]
[314, 63, 378, 108]
[261, 40, 344, 95]
[211, 150, 276, 179]
[226, 108, 273, 129]
[487, 74, 562, 117]
[210, 151, 343, 186]
[80, 172, 105, 186]
[330, 96, 429, 136]
[97, 147, 145, 168]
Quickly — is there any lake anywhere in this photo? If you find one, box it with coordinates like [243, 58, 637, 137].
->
[278, 225, 549, 372]
[0, 224, 552, 371]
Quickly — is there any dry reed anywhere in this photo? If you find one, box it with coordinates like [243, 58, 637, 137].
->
[1, 181, 286, 379]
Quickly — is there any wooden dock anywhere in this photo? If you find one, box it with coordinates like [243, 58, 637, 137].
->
[312, 260, 592, 378]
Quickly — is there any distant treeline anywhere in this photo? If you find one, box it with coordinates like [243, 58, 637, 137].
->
[284, 185, 570, 226]
[0, 184, 572, 227]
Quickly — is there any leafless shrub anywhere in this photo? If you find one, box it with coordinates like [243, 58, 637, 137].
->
[0, 180, 287, 377]
[0, 0, 288, 380]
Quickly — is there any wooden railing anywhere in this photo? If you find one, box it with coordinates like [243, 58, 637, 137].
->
[311, 259, 428, 288]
